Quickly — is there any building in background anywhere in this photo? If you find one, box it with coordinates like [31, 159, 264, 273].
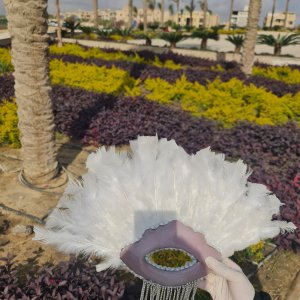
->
[230, 6, 249, 28]
[264, 12, 296, 29]
[177, 11, 220, 28]
[61, 6, 220, 28]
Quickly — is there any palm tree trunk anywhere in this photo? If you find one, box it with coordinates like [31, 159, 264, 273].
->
[190, 0, 193, 27]
[284, 0, 290, 28]
[143, 0, 148, 32]
[201, 38, 207, 50]
[160, 0, 165, 26]
[270, 0, 276, 29]
[235, 44, 242, 53]
[93, 0, 99, 29]
[274, 44, 281, 56]
[4, 0, 59, 184]
[177, 1, 180, 25]
[203, 0, 208, 28]
[128, 0, 133, 28]
[241, 0, 262, 75]
[55, 0, 62, 47]
[228, 0, 234, 29]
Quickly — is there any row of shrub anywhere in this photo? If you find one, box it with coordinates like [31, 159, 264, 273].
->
[50, 52, 300, 98]
[2, 59, 300, 129]
[2, 45, 300, 95]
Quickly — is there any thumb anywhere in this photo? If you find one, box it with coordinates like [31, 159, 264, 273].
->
[205, 257, 242, 282]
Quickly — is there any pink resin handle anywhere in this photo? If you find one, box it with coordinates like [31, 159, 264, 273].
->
[120, 220, 221, 286]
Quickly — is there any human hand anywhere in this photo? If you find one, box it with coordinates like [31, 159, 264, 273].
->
[198, 257, 255, 300]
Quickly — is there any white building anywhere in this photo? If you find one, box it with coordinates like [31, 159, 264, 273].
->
[264, 12, 296, 29]
[230, 6, 249, 28]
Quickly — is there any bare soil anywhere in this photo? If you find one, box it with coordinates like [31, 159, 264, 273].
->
[0, 139, 299, 299]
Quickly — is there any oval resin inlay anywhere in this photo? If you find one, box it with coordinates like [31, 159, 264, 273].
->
[145, 248, 197, 271]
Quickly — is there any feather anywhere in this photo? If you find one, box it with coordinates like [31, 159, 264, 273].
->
[34, 136, 296, 270]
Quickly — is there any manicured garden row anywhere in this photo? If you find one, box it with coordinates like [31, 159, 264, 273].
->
[253, 66, 300, 85]
[50, 53, 300, 97]
[2, 64, 300, 128]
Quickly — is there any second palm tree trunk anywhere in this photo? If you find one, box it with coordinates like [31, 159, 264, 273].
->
[128, 0, 133, 28]
[241, 0, 262, 75]
[284, 0, 290, 28]
[160, 0, 165, 26]
[143, 0, 148, 32]
[93, 0, 99, 29]
[56, 0, 62, 47]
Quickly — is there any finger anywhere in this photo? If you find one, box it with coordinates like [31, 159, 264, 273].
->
[222, 257, 242, 272]
[205, 257, 242, 282]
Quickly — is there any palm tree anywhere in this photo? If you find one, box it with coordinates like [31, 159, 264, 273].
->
[128, 0, 133, 28]
[226, 35, 245, 53]
[4, 0, 59, 184]
[169, 4, 175, 23]
[55, 0, 63, 47]
[143, 0, 148, 32]
[160, 0, 165, 26]
[257, 33, 300, 56]
[64, 16, 81, 38]
[149, 0, 156, 22]
[191, 28, 219, 50]
[161, 32, 185, 48]
[228, 0, 234, 29]
[241, 0, 262, 75]
[200, 0, 208, 28]
[270, 0, 276, 29]
[93, 0, 99, 29]
[185, 0, 195, 27]
[172, 0, 180, 25]
[284, 0, 290, 28]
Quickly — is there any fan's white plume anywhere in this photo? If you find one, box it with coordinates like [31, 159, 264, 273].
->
[34, 136, 296, 270]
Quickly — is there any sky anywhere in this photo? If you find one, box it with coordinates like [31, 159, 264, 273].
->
[0, 0, 299, 25]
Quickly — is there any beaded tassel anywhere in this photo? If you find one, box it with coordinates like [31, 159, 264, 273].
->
[140, 280, 198, 300]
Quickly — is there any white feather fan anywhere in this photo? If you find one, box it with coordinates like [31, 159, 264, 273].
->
[34, 136, 296, 272]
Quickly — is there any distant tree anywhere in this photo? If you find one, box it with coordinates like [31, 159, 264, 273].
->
[191, 28, 219, 50]
[185, 0, 195, 27]
[200, 0, 208, 28]
[270, 0, 276, 28]
[284, 0, 290, 28]
[168, 4, 174, 23]
[226, 34, 245, 53]
[257, 33, 300, 56]
[55, 0, 63, 46]
[93, 0, 99, 29]
[228, 0, 234, 29]
[128, 0, 133, 28]
[161, 31, 185, 48]
[64, 15, 80, 38]
[143, 0, 148, 32]
[160, 0, 165, 26]
[171, 0, 180, 25]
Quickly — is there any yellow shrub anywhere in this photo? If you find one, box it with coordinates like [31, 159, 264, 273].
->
[0, 100, 20, 148]
[50, 44, 182, 70]
[253, 66, 300, 85]
[234, 241, 265, 264]
[50, 59, 139, 95]
[144, 76, 299, 127]
[152, 56, 182, 70]
[50, 44, 145, 64]
[0, 48, 11, 65]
